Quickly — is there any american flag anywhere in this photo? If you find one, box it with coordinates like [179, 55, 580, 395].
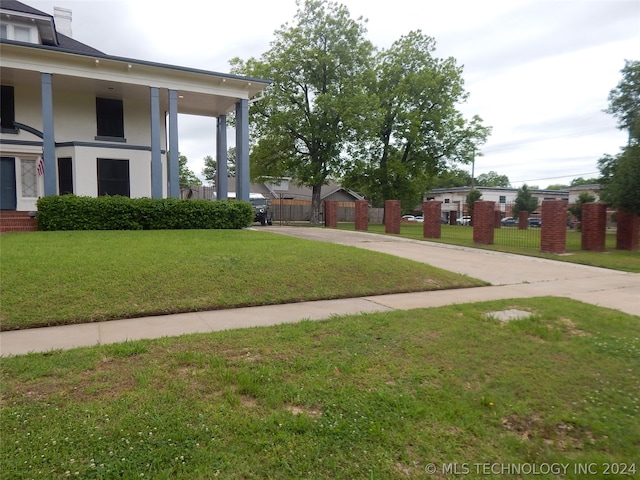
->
[37, 155, 44, 176]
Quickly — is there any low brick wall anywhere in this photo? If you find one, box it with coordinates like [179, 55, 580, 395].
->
[617, 210, 640, 251]
[540, 200, 568, 254]
[423, 201, 441, 238]
[355, 200, 368, 231]
[324, 200, 337, 228]
[385, 200, 401, 234]
[494, 210, 502, 229]
[518, 211, 528, 230]
[473, 201, 495, 244]
[581, 202, 607, 251]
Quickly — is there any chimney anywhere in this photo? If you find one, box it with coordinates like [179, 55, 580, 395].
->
[53, 7, 72, 38]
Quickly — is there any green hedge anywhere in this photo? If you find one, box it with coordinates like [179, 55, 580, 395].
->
[36, 195, 254, 231]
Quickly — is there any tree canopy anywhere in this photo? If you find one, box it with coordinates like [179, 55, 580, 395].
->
[231, 0, 375, 223]
[606, 59, 640, 145]
[231, 0, 490, 220]
[599, 60, 640, 215]
[475, 170, 510, 187]
[343, 30, 490, 210]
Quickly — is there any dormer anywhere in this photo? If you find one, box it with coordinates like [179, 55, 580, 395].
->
[0, 1, 58, 46]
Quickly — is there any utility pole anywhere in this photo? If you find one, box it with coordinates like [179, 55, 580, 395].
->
[470, 148, 475, 189]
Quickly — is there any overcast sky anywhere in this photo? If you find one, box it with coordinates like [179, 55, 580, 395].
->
[30, 0, 640, 188]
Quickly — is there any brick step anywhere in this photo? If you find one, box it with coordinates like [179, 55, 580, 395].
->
[0, 211, 37, 234]
[1, 219, 36, 226]
[0, 225, 37, 233]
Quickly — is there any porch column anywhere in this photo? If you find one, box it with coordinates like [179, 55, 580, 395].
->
[216, 115, 228, 200]
[167, 89, 179, 198]
[150, 87, 162, 199]
[235, 99, 250, 202]
[41, 73, 56, 196]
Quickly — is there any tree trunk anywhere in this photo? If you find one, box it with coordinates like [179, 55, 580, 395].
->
[310, 184, 323, 224]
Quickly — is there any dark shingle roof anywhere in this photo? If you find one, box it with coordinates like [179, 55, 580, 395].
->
[56, 32, 104, 55]
[1, 0, 104, 54]
[0, 0, 49, 17]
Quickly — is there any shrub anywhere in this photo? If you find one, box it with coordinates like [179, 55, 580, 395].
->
[36, 195, 254, 231]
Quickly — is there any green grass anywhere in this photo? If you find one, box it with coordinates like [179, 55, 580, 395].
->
[338, 223, 640, 273]
[0, 230, 485, 330]
[1, 298, 638, 479]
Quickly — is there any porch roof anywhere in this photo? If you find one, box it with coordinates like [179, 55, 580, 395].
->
[0, 39, 270, 117]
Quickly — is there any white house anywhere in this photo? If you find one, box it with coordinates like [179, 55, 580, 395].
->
[0, 1, 269, 212]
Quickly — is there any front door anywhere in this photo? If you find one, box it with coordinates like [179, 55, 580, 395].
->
[0, 157, 17, 210]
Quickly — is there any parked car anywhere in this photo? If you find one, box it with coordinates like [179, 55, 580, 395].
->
[456, 216, 471, 225]
[250, 194, 273, 225]
[402, 214, 416, 222]
[414, 215, 424, 223]
[501, 217, 517, 226]
[528, 217, 542, 227]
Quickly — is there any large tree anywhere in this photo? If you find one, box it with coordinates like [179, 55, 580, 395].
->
[431, 168, 471, 188]
[230, 0, 375, 223]
[606, 59, 640, 146]
[599, 60, 640, 215]
[343, 30, 490, 210]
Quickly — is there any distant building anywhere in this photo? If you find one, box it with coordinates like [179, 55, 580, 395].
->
[567, 184, 601, 204]
[426, 186, 569, 218]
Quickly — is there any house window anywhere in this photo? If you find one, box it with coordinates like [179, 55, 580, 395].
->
[21, 159, 37, 197]
[0, 85, 17, 133]
[58, 157, 73, 195]
[499, 195, 506, 204]
[0, 23, 35, 43]
[97, 159, 129, 197]
[444, 199, 450, 204]
[96, 98, 125, 141]
[14, 26, 31, 42]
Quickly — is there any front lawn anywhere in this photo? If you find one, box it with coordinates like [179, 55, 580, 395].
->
[1, 298, 637, 479]
[0, 230, 485, 330]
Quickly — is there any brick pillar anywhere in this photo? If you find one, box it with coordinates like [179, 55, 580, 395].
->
[449, 210, 457, 226]
[494, 210, 502, 229]
[385, 200, 401, 234]
[473, 201, 495, 244]
[423, 201, 442, 238]
[581, 202, 607, 251]
[518, 211, 528, 230]
[616, 210, 640, 251]
[354, 200, 368, 231]
[324, 200, 337, 228]
[540, 200, 568, 254]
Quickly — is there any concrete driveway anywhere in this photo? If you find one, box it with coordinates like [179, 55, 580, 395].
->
[267, 226, 640, 316]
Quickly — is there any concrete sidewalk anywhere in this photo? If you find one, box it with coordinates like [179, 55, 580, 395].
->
[2, 227, 638, 356]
